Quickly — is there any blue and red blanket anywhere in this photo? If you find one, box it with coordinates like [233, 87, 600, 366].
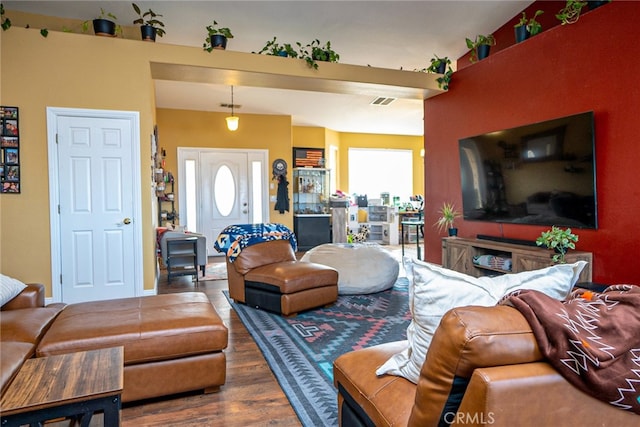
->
[214, 223, 297, 262]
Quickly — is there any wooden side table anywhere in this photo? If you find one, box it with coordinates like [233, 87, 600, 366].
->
[1, 347, 124, 427]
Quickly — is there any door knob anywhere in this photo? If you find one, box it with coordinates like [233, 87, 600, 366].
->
[123, 218, 132, 225]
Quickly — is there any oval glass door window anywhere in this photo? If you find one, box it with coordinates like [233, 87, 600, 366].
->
[214, 165, 235, 217]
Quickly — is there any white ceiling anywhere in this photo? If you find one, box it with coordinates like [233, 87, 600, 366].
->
[5, 1, 532, 135]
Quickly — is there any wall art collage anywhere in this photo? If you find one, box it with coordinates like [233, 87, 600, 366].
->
[1, 106, 20, 193]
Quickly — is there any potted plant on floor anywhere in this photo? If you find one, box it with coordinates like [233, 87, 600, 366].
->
[426, 54, 453, 90]
[82, 8, 123, 37]
[132, 3, 166, 42]
[514, 10, 544, 43]
[203, 20, 233, 52]
[535, 226, 579, 263]
[465, 34, 495, 62]
[556, 0, 588, 25]
[434, 202, 461, 236]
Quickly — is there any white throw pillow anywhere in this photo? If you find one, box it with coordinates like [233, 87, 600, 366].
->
[376, 259, 586, 384]
[0, 273, 27, 306]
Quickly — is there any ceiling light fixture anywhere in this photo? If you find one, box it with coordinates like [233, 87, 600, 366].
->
[225, 86, 239, 131]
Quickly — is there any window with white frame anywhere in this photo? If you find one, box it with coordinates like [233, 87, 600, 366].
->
[348, 148, 413, 203]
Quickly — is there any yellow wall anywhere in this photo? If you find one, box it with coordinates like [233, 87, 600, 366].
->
[0, 26, 424, 299]
[1, 28, 159, 295]
[156, 108, 293, 229]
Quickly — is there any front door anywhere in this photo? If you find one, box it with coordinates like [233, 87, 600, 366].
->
[200, 151, 250, 255]
[49, 108, 142, 303]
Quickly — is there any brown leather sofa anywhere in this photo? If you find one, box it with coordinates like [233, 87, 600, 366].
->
[1, 284, 228, 403]
[334, 305, 637, 426]
[225, 239, 339, 316]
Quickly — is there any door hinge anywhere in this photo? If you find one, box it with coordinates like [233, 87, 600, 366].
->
[55, 133, 59, 144]
[59, 274, 62, 284]
[58, 204, 60, 214]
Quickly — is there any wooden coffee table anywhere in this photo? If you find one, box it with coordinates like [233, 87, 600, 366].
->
[1, 347, 124, 427]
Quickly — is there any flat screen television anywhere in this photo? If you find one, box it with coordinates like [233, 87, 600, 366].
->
[458, 111, 597, 229]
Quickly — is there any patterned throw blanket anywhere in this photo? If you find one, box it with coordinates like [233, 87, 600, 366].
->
[214, 223, 297, 262]
[502, 285, 640, 415]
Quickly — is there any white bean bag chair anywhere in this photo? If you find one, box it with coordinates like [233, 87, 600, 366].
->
[301, 243, 399, 295]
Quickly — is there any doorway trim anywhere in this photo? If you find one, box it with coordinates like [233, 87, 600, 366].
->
[176, 147, 270, 246]
[46, 107, 144, 303]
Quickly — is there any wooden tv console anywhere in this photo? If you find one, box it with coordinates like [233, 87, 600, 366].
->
[441, 237, 592, 283]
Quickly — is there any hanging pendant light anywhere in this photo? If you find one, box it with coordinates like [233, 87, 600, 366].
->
[225, 86, 239, 131]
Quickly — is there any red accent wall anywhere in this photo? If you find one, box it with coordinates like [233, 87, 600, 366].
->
[424, 2, 640, 284]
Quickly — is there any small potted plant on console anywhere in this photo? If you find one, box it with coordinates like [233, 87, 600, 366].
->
[434, 202, 461, 236]
[536, 226, 579, 263]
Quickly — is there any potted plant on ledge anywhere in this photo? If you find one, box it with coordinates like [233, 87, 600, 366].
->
[298, 39, 340, 69]
[254, 37, 298, 57]
[203, 20, 233, 52]
[514, 10, 544, 43]
[465, 34, 495, 62]
[434, 202, 461, 237]
[556, 0, 588, 25]
[83, 8, 122, 37]
[535, 226, 579, 264]
[132, 3, 166, 42]
[426, 54, 453, 90]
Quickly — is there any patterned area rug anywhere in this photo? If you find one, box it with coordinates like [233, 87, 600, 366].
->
[200, 262, 228, 281]
[226, 277, 411, 426]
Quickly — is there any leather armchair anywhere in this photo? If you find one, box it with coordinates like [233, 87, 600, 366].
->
[225, 239, 338, 316]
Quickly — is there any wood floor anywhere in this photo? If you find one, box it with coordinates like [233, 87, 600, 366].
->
[58, 244, 417, 426]
[121, 260, 301, 426]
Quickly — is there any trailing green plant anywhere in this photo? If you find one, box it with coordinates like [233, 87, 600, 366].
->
[434, 202, 461, 233]
[556, 0, 588, 25]
[203, 20, 233, 52]
[297, 39, 340, 69]
[132, 3, 166, 37]
[536, 226, 579, 264]
[465, 34, 495, 62]
[1, 4, 49, 37]
[254, 36, 298, 57]
[426, 54, 453, 90]
[82, 8, 123, 37]
[1, 3, 11, 31]
[515, 10, 544, 35]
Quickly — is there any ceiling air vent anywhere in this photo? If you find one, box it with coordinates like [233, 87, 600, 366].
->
[370, 96, 396, 106]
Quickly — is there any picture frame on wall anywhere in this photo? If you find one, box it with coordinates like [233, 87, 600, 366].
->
[293, 147, 326, 168]
[1, 106, 21, 193]
[4, 148, 18, 164]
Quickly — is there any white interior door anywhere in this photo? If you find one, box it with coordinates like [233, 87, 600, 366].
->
[49, 108, 142, 303]
[201, 151, 250, 255]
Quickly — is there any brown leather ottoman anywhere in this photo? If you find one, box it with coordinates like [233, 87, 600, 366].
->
[244, 260, 339, 315]
[225, 239, 339, 316]
[36, 292, 228, 403]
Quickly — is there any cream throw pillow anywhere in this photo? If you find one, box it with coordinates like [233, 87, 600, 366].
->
[0, 273, 27, 306]
[376, 259, 587, 384]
